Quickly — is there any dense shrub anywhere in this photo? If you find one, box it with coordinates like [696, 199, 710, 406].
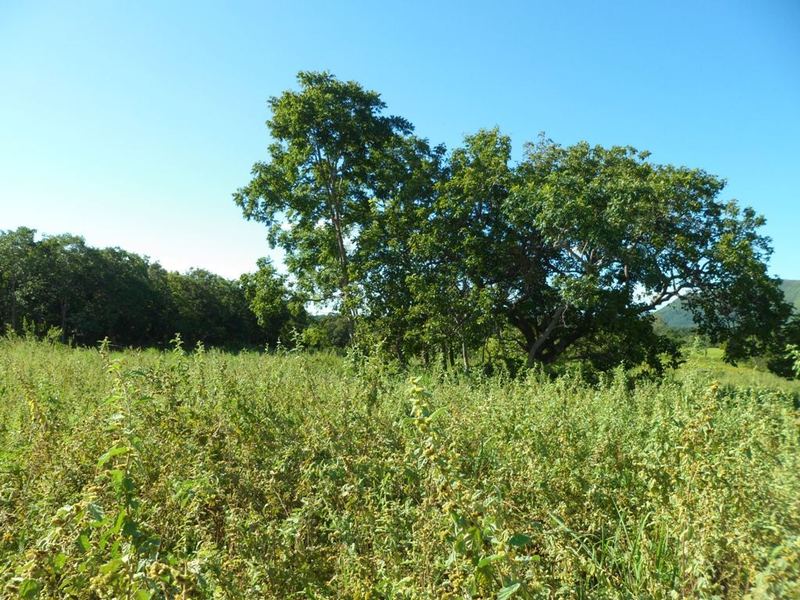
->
[0, 339, 798, 598]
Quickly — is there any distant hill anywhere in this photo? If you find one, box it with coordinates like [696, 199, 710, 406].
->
[656, 279, 800, 330]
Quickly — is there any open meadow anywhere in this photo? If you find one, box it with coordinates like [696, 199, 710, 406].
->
[1, 338, 798, 598]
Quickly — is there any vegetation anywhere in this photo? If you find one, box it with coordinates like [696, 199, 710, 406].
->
[2, 72, 797, 379]
[0, 228, 306, 350]
[235, 71, 792, 375]
[677, 345, 800, 393]
[1, 337, 798, 598]
[2, 71, 799, 598]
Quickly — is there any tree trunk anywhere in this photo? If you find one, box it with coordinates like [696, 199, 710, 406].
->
[526, 306, 566, 367]
[318, 148, 355, 341]
[10, 296, 17, 333]
[60, 299, 68, 342]
[9, 278, 18, 333]
[329, 205, 355, 339]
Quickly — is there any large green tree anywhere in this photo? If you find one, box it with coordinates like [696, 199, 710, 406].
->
[165, 269, 261, 348]
[421, 130, 789, 369]
[0, 227, 47, 332]
[355, 134, 445, 360]
[233, 71, 420, 330]
[409, 129, 515, 369]
[233, 74, 789, 372]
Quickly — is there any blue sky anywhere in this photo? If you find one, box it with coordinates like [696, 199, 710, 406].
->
[1, 0, 798, 278]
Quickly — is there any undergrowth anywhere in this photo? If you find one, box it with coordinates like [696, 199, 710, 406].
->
[0, 338, 798, 598]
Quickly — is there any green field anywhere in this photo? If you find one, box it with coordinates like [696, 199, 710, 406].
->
[677, 346, 800, 395]
[1, 339, 798, 598]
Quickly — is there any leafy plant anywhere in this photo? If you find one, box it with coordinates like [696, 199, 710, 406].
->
[1, 338, 798, 597]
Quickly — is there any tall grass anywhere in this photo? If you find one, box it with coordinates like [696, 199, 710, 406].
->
[0, 338, 798, 598]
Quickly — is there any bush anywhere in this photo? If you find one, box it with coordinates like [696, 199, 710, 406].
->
[0, 339, 798, 597]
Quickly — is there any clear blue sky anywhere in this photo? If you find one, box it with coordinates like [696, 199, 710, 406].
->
[1, 0, 798, 279]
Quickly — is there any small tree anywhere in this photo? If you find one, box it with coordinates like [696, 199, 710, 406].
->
[239, 258, 306, 347]
[788, 345, 800, 378]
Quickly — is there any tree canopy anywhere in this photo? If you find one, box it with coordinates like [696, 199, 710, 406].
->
[0, 228, 305, 349]
[235, 71, 792, 373]
[233, 71, 441, 333]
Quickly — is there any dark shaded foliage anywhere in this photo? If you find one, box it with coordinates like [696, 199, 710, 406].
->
[0, 228, 304, 349]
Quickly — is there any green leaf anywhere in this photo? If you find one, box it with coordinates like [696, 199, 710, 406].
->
[97, 445, 130, 468]
[122, 516, 140, 538]
[19, 579, 42, 599]
[477, 554, 503, 569]
[109, 540, 122, 559]
[51, 552, 67, 572]
[111, 508, 127, 536]
[99, 558, 123, 575]
[109, 469, 125, 492]
[75, 533, 91, 553]
[497, 582, 521, 600]
[87, 502, 105, 524]
[428, 406, 447, 421]
[133, 590, 152, 600]
[54, 504, 74, 521]
[508, 533, 532, 548]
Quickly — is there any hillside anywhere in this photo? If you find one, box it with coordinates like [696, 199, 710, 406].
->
[656, 279, 800, 329]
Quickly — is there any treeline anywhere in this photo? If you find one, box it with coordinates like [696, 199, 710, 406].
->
[4, 71, 799, 376]
[0, 227, 344, 349]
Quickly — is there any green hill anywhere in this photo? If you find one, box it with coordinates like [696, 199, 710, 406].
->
[656, 279, 800, 329]
[783, 278, 800, 310]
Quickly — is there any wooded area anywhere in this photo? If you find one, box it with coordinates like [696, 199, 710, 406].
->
[3, 72, 798, 377]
